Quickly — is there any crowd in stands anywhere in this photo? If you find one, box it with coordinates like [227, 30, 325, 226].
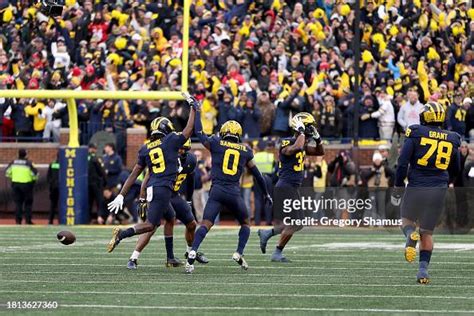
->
[0, 0, 473, 145]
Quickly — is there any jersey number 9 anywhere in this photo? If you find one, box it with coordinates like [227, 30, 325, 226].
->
[149, 148, 166, 174]
[223, 149, 240, 175]
[417, 137, 453, 170]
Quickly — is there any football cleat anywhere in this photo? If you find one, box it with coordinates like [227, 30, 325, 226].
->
[417, 269, 430, 285]
[184, 262, 194, 274]
[185, 251, 209, 264]
[166, 257, 183, 267]
[257, 229, 272, 254]
[405, 231, 420, 263]
[127, 259, 138, 270]
[271, 251, 291, 263]
[107, 227, 121, 253]
[232, 252, 249, 270]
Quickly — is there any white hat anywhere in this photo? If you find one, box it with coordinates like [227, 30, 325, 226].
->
[463, 97, 472, 105]
[145, 12, 153, 19]
[372, 152, 383, 163]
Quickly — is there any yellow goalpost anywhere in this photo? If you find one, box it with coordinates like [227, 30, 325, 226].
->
[0, 0, 191, 148]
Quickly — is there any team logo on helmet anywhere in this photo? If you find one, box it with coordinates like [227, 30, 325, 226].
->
[290, 112, 317, 135]
[150, 117, 175, 137]
[220, 120, 243, 142]
[420, 102, 445, 126]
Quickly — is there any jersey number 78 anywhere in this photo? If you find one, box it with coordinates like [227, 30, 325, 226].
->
[417, 137, 452, 170]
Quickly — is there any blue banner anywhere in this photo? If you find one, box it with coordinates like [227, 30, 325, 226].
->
[59, 147, 89, 225]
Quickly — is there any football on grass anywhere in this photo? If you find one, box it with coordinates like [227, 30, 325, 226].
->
[57, 231, 76, 245]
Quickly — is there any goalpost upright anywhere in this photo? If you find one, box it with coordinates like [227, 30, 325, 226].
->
[0, 0, 192, 224]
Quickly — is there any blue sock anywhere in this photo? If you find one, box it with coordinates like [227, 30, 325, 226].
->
[119, 227, 136, 240]
[419, 250, 432, 270]
[237, 225, 250, 255]
[191, 226, 208, 252]
[164, 236, 174, 259]
[402, 225, 415, 238]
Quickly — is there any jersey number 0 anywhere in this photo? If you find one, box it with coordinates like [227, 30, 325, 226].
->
[223, 149, 240, 175]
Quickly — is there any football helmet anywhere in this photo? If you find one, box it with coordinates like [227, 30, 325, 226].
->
[290, 112, 317, 136]
[420, 102, 445, 126]
[182, 138, 191, 151]
[150, 117, 175, 137]
[220, 120, 243, 142]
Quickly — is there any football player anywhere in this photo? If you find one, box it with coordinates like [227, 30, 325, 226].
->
[106, 93, 199, 252]
[127, 139, 209, 269]
[184, 109, 273, 273]
[258, 112, 324, 262]
[392, 102, 461, 284]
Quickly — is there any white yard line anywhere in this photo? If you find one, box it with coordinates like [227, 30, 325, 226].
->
[3, 271, 473, 280]
[1, 256, 473, 265]
[44, 304, 474, 314]
[5, 279, 474, 288]
[1, 263, 473, 271]
[0, 290, 472, 300]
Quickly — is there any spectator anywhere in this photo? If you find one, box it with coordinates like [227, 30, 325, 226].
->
[370, 88, 396, 140]
[397, 90, 424, 132]
[256, 92, 275, 137]
[103, 143, 123, 188]
[88, 143, 106, 224]
[360, 151, 394, 220]
[42, 100, 66, 142]
[240, 96, 262, 139]
[318, 95, 342, 139]
[448, 94, 468, 137]
[5, 149, 38, 224]
[24, 101, 46, 138]
[273, 84, 303, 137]
[359, 95, 379, 139]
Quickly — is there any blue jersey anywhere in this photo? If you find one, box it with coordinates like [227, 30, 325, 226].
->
[395, 124, 461, 188]
[207, 136, 254, 192]
[173, 152, 197, 192]
[137, 132, 187, 189]
[278, 137, 305, 187]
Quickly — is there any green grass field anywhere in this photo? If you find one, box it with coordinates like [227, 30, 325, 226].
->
[1, 225, 474, 315]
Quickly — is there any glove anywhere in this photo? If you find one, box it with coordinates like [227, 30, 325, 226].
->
[264, 194, 273, 207]
[391, 187, 403, 206]
[137, 198, 148, 221]
[361, 113, 371, 121]
[309, 125, 322, 145]
[182, 92, 201, 111]
[294, 118, 305, 134]
[107, 194, 124, 214]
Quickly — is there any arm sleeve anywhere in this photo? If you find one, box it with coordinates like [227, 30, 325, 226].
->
[137, 147, 146, 168]
[185, 172, 195, 201]
[249, 165, 269, 196]
[395, 138, 415, 187]
[448, 147, 461, 183]
[195, 110, 211, 146]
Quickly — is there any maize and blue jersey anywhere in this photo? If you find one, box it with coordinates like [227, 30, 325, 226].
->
[277, 137, 305, 187]
[395, 124, 461, 188]
[137, 132, 187, 190]
[205, 136, 254, 193]
[173, 152, 197, 194]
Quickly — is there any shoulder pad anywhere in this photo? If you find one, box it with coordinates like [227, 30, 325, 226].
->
[405, 125, 421, 138]
[448, 131, 462, 147]
[280, 138, 294, 148]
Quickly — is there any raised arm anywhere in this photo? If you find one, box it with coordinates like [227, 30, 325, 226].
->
[281, 118, 306, 156]
[194, 105, 211, 150]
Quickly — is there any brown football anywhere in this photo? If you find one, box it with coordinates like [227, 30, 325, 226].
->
[57, 231, 76, 245]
